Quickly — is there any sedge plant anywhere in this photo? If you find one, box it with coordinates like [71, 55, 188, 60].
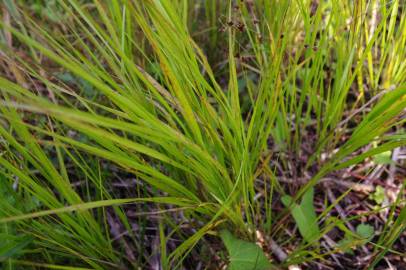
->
[0, 0, 405, 269]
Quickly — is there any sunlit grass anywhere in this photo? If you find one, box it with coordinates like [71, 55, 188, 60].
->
[0, 0, 405, 269]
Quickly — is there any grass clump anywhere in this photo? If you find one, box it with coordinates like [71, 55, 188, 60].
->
[0, 0, 405, 269]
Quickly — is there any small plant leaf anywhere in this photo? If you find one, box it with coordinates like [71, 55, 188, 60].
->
[336, 238, 355, 255]
[336, 223, 374, 254]
[220, 230, 272, 270]
[372, 150, 393, 165]
[368, 186, 386, 205]
[281, 187, 320, 243]
[356, 224, 374, 239]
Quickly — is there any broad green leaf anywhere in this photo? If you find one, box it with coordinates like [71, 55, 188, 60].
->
[281, 188, 320, 243]
[220, 230, 272, 270]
